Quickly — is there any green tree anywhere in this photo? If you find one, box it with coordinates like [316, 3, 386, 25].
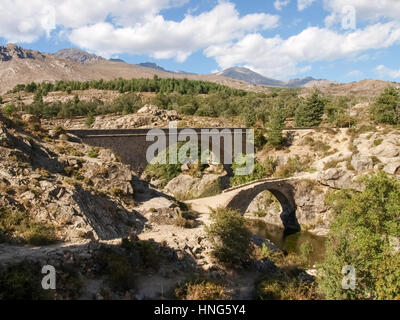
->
[206, 208, 252, 266]
[318, 172, 400, 300]
[370, 87, 400, 125]
[295, 90, 326, 127]
[267, 107, 285, 147]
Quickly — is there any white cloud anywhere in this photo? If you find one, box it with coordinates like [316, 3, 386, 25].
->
[0, 0, 189, 43]
[205, 21, 400, 79]
[375, 65, 400, 79]
[298, 0, 316, 11]
[274, 0, 290, 11]
[68, 2, 280, 60]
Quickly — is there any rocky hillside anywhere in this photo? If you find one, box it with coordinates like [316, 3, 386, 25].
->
[1, 110, 298, 300]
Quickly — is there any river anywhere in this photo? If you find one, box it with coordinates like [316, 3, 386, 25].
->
[249, 220, 327, 265]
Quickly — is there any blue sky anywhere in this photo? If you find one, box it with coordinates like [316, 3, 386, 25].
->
[1, 0, 400, 82]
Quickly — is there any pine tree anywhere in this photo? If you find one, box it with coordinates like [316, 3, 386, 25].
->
[267, 107, 285, 147]
[295, 89, 325, 127]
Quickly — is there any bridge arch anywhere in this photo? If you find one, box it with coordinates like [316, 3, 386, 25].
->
[225, 181, 300, 231]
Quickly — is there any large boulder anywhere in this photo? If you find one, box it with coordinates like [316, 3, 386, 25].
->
[383, 161, 400, 175]
[371, 141, 400, 158]
[164, 173, 226, 200]
[351, 154, 373, 172]
[22, 114, 40, 124]
[318, 168, 356, 189]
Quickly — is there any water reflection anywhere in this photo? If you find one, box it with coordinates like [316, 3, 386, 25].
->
[249, 220, 327, 265]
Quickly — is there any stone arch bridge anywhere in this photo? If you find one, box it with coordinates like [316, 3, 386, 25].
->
[187, 176, 307, 231]
[68, 129, 321, 232]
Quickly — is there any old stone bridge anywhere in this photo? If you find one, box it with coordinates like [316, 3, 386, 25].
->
[186, 176, 307, 231]
[68, 128, 252, 172]
[68, 128, 324, 232]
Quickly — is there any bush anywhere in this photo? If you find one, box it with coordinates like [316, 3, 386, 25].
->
[254, 129, 267, 150]
[96, 247, 136, 291]
[262, 157, 278, 177]
[206, 208, 252, 266]
[0, 208, 58, 245]
[175, 279, 228, 300]
[318, 172, 400, 300]
[144, 143, 197, 187]
[274, 156, 307, 178]
[230, 154, 267, 187]
[256, 277, 319, 300]
[3, 104, 18, 116]
[370, 87, 400, 125]
[0, 262, 51, 300]
[325, 96, 356, 128]
[120, 238, 160, 269]
[88, 148, 99, 158]
[174, 212, 196, 229]
[85, 113, 95, 127]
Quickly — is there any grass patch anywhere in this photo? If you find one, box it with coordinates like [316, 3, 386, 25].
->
[256, 277, 320, 300]
[175, 279, 229, 300]
[0, 208, 58, 245]
[274, 156, 310, 178]
[373, 138, 383, 146]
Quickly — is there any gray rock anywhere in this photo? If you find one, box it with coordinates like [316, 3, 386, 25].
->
[351, 154, 373, 172]
[383, 161, 400, 175]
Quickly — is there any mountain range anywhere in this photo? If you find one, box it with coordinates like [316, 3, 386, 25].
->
[0, 43, 343, 94]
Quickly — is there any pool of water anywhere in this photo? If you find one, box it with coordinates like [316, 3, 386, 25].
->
[249, 220, 327, 265]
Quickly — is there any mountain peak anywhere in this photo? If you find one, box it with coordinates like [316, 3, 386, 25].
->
[0, 43, 38, 61]
[138, 62, 167, 72]
[217, 67, 285, 87]
[53, 48, 105, 64]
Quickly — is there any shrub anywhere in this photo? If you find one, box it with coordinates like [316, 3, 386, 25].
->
[325, 96, 356, 128]
[174, 212, 196, 229]
[230, 154, 266, 187]
[262, 157, 278, 177]
[120, 238, 160, 269]
[370, 87, 400, 125]
[88, 148, 99, 158]
[275, 156, 308, 178]
[318, 172, 400, 300]
[109, 187, 124, 198]
[144, 142, 198, 187]
[254, 129, 267, 150]
[206, 208, 252, 266]
[175, 279, 228, 300]
[53, 126, 66, 138]
[0, 262, 51, 300]
[85, 113, 95, 127]
[3, 104, 18, 116]
[0, 208, 58, 245]
[373, 138, 383, 146]
[256, 277, 320, 300]
[96, 247, 136, 291]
